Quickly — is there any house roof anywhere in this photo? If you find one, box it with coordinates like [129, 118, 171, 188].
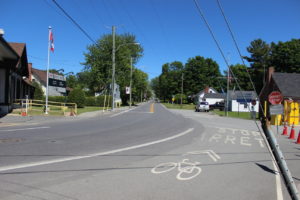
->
[8, 42, 29, 76]
[203, 93, 225, 99]
[272, 72, 300, 98]
[229, 90, 257, 100]
[0, 37, 19, 63]
[195, 87, 217, 96]
[9, 42, 25, 57]
[32, 68, 47, 86]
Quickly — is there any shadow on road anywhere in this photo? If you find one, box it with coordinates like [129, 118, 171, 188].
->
[255, 163, 276, 174]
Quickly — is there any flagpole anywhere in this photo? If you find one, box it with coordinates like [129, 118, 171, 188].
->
[45, 26, 51, 114]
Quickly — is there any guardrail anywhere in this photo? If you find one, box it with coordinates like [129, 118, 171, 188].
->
[13, 99, 77, 116]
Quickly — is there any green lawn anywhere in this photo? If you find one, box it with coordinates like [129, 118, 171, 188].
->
[12, 106, 107, 116]
[213, 110, 258, 120]
[162, 103, 195, 110]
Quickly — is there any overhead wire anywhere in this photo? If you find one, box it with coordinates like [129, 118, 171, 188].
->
[51, 0, 96, 43]
[193, 1, 286, 195]
[215, 0, 265, 117]
[192, 0, 264, 135]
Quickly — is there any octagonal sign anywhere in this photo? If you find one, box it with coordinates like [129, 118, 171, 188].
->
[268, 91, 283, 105]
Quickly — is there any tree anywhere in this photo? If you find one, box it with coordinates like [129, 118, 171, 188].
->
[243, 39, 271, 92]
[184, 56, 221, 96]
[66, 74, 78, 89]
[270, 39, 300, 73]
[227, 64, 252, 91]
[83, 33, 143, 104]
[32, 81, 44, 100]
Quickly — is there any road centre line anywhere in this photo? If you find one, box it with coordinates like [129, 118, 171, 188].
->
[0, 128, 194, 172]
[0, 126, 50, 132]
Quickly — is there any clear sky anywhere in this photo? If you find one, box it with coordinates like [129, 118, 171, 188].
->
[1, 0, 300, 80]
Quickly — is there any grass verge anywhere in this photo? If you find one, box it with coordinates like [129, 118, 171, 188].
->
[213, 110, 258, 120]
[162, 103, 195, 110]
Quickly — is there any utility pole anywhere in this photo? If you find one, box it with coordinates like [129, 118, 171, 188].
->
[130, 57, 133, 108]
[111, 26, 116, 111]
[180, 73, 184, 108]
[226, 66, 229, 117]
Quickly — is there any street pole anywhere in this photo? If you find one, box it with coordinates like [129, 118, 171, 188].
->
[45, 26, 51, 114]
[111, 26, 116, 111]
[180, 73, 183, 108]
[130, 57, 133, 108]
[226, 66, 229, 117]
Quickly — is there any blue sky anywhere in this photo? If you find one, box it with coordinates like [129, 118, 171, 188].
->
[1, 0, 300, 80]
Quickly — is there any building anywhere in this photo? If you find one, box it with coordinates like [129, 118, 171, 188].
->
[0, 35, 34, 116]
[203, 93, 225, 105]
[194, 86, 218, 103]
[259, 67, 300, 125]
[228, 90, 259, 112]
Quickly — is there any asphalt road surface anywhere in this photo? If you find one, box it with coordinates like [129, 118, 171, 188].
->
[0, 102, 295, 200]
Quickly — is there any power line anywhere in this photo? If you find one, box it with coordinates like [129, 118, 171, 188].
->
[51, 0, 96, 43]
[192, 0, 260, 125]
[215, 0, 259, 101]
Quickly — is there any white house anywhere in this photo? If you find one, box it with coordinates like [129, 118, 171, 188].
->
[194, 87, 218, 103]
[203, 93, 225, 105]
[228, 91, 259, 112]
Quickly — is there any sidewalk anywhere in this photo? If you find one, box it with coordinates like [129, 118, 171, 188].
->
[270, 124, 300, 192]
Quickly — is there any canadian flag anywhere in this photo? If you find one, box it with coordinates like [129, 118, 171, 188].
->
[49, 29, 54, 52]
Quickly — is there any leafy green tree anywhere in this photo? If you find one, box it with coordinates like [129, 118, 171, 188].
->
[270, 39, 300, 73]
[32, 81, 44, 100]
[184, 56, 221, 96]
[227, 64, 252, 91]
[243, 39, 271, 92]
[66, 74, 78, 89]
[83, 33, 143, 104]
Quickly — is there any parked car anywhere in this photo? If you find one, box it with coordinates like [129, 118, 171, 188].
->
[210, 102, 225, 111]
[195, 101, 209, 112]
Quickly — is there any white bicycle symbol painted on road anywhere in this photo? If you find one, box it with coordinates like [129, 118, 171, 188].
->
[151, 159, 202, 181]
[151, 150, 220, 181]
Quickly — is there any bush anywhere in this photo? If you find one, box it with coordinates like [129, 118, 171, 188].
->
[32, 81, 44, 100]
[48, 96, 67, 103]
[85, 95, 112, 107]
[68, 88, 86, 108]
[174, 94, 187, 104]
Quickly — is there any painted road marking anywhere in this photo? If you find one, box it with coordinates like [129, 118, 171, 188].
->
[184, 150, 221, 162]
[150, 103, 154, 113]
[110, 104, 142, 118]
[0, 128, 194, 172]
[0, 126, 50, 132]
[151, 150, 220, 181]
[151, 159, 202, 181]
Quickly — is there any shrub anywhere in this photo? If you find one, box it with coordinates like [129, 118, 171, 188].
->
[85, 95, 112, 107]
[68, 88, 86, 108]
[174, 94, 187, 104]
[32, 81, 44, 100]
[48, 96, 67, 103]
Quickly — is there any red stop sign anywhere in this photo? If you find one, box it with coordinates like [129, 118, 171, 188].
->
[268, 91, 283, 105]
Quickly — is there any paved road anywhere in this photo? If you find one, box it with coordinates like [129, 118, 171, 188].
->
[0, 102, 295, 199]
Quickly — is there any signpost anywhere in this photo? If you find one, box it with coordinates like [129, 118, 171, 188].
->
[268, 91, 283, 135]
[268, 91, 283, 105]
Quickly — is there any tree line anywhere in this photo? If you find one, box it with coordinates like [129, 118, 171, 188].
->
[64, 33, 151, 105]
[151, 38, 300, 103]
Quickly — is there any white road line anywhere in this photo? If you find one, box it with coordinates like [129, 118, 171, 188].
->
[271, 159, 284, 200]
[0, 127, 50, 132]
[110, 104, 142, 118]
[0, 128, 194, 172]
